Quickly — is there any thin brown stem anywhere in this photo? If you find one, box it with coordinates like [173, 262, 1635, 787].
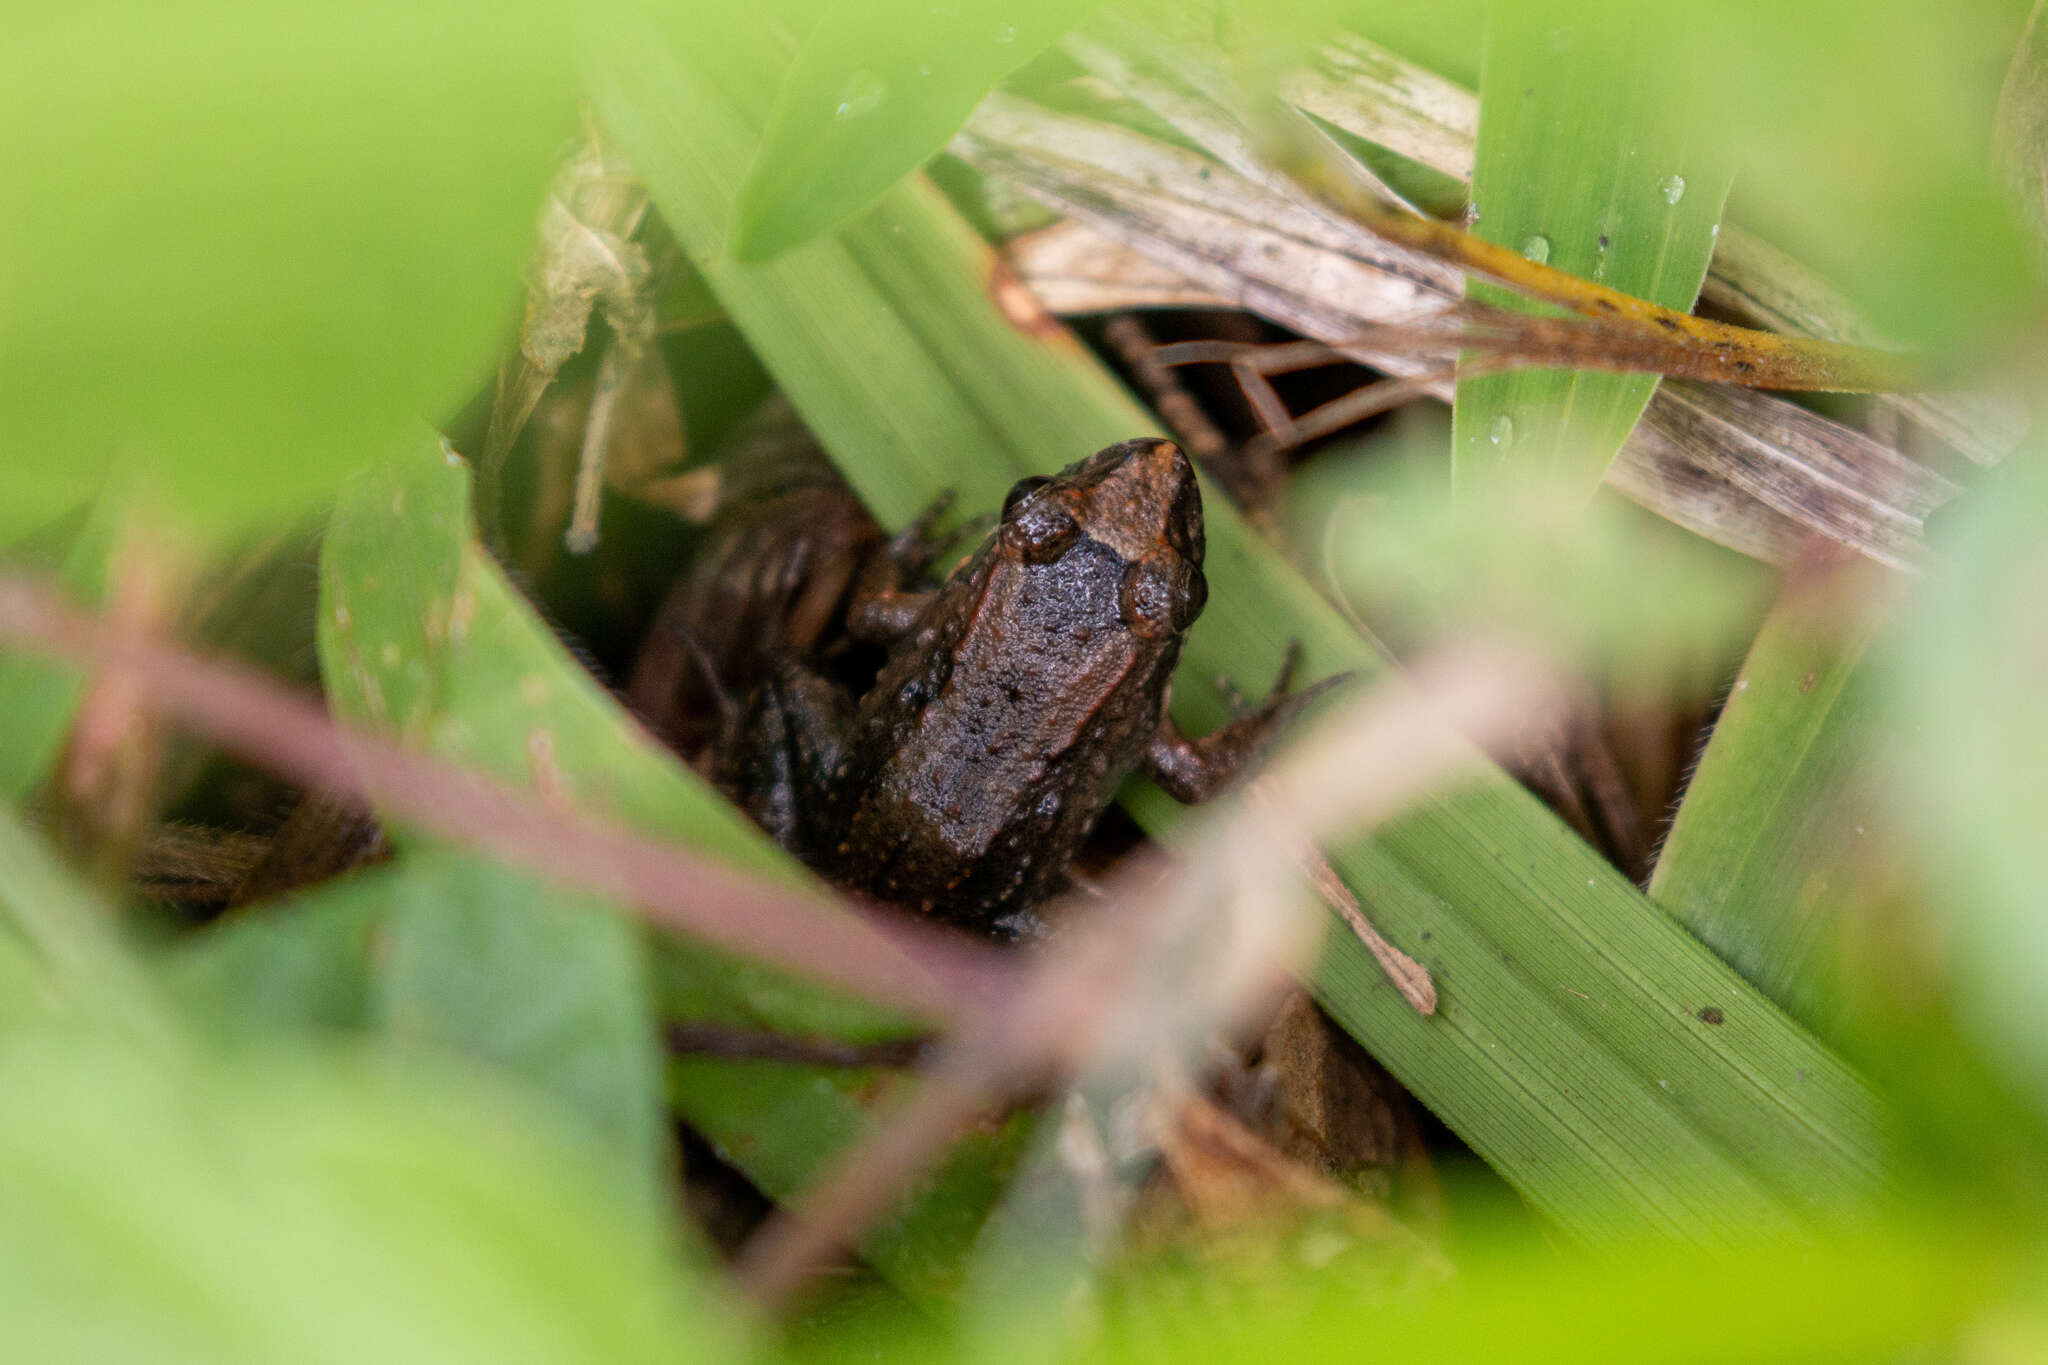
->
[732, 647, 1549, 1311]
[0, 574, 1014, 1027]
[664, 1022, 933, 1070]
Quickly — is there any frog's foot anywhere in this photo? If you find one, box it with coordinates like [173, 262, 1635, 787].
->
[847, 491, 970, 642]
[1148, 643, 1353, 804]
[1214, 640, 1305, 717]
[889, 490, 967, 578]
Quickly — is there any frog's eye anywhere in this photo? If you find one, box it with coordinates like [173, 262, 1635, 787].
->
[1002, 498, 1079, 563]
[1120, 557, 1205, 639]
[1176, 565, 1208, 630]
[1000, 475, 1051, 519]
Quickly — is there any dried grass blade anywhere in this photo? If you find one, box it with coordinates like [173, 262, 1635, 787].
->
[960, 98, 1956, 567]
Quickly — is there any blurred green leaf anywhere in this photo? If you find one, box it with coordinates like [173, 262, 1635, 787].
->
[669, 1053, 1033, 1301]
[317, 439, 1003, 1301]
[1453, 1, 1733, 489]
[170, 866, 395, 1035]
[0, 499, 120, 801]
[0, 1028, 728, 1365]
[1083, 1215, 2004, 1365]
[319, 448, 673, 1197]
[732, 0, 1102, 261]
[0, 804, 171, 1041]
[0, 2, 578, 544]
[1892, 445, 2048, 1121]
[596, 2, 1893, 1249]
[1295, 436, 1770, 670]
[375, 852, 666, 1205]
[1700, 0, 2039, 349]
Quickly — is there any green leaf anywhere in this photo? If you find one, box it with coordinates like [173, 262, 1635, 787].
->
[1891, 448, 2048, 1120]
[1083, 1214, 1999, 1365]
[375, 853, 666, 1203]
[169, 866, 395, 1035]
[0, 499, 120, 801]
[0, 1027, 728, 1365]
[0, 804, 171, 1042]
[593, 6, 1893, 1246]
[319, 449, 675, 1197]
[1298, 440, 1771, 672]
[174, 838, 670, 1209]
[1649, 576, 1887, 1038]
[1453, 1, 1733, 489]
[732, 0, 1102, 261]
[317, 439, 1001, 1301]
[0, 2, 578, 545]
[1701, 0, 2038, 350]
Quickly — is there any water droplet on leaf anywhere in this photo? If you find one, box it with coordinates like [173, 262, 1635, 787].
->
[835, 70, 885, 119]
[1488, 414, 1514, 450]
[1520, 234, 1550, 264]
[1659, 174, 1686, 205]
[995, 23, 1017, 44]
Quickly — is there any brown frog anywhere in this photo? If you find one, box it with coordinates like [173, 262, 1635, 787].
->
[722, 437, 1335, 939]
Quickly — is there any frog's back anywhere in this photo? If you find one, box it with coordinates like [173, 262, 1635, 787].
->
[823, 540, 1182, 931]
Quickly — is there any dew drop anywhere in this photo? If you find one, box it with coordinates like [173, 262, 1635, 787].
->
[995, 22, 1017, 44]
[1487, 414, 1514, 449]
[1659, 174, 1686, 205]
[1519, 233, 1550, 264]
[835, 70, 885, 119]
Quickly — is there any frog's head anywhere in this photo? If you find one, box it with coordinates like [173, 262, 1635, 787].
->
[997, 439, 1207, 640]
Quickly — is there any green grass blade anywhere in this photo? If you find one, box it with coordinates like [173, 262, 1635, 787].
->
[733, 0, 1102, 261]
[1649, 580, 1884, 1036]
[592, 7, 1893, 1244]
[1452, 2, 1733, 489]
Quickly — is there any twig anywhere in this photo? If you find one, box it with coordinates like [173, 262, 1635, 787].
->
[732, 646, 1549, 1309]
[0, 574, 1014, 1027]
[664, 1022, 933, 1070]
[1099, 315, 1230, 463]
[1247, 780, 1435, 1015]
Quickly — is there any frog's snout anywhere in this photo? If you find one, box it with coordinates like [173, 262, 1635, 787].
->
[1075, 438, 1205, 566]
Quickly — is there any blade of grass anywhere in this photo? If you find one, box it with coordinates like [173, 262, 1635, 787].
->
[1648, 565, 1891, 1037]
[1288, 28, 2024, 464]
[732, 0, 1102, 260]
[1452, 1, 1733, 490]
[592, 6, 1892, 1244]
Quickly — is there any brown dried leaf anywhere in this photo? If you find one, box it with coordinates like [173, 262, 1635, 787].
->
[963, 94, 1959, 568]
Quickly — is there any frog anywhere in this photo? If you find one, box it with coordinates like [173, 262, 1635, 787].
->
[718, 436, 1339, 940]
[627, 399, 883, 762]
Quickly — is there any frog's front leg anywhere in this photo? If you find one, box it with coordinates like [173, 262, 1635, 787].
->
[845, 492, 963, 642]
[716, 657, 855, 861]
[1143, 647, 1349, 803]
